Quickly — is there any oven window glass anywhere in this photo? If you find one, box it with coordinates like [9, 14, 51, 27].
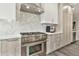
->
[29, 44, 42, 55]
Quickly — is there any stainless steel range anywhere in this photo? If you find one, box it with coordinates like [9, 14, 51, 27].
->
[20, 32, 47, 56]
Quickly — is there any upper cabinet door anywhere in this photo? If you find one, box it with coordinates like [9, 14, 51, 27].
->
[41, 3, 58, 24]
[0, 3, 16, 21]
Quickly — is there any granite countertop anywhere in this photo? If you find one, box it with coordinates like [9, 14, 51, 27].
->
[39, 31, 63, 35]
[20, 31, 62, 35]
[0, 32, 46, 40]
[0, 34, 21, 40]
[20, 32, 46, 35]
[0, 31, 62, 40]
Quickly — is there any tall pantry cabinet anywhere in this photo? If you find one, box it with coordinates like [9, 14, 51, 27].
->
[60, 4, 73, 46]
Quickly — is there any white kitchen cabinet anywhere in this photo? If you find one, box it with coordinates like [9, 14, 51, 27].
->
[62, 5, 73, 45]
[46, 33, 63, 54]
[0, 3, 16, 21]
[0, 38, 21, 56]
[57, 4, 73, 48]
[41, 3, 58, 24]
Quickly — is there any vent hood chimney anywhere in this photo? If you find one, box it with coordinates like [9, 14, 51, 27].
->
[20, 3, 44, 14]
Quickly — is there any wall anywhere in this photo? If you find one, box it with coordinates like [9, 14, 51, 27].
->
[0, 3, 44, 35]
[0, 3, 59, 35]
[16, 3, 59, 33]
[16, 3, 44, 33]
[0, 3, 17, 35]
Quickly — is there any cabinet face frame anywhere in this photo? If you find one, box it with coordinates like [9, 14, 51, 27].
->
[40, 3, 58, 24]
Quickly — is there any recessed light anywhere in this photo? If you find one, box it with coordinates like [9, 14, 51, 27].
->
[26, 6, 30, 9]
[38, 9, 41, 12]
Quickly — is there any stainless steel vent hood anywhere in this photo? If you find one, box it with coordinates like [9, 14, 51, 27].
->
[20, 3, 44, 14]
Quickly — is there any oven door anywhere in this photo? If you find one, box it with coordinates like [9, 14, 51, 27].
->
[21, 40, 46, 56]
[29, 43, 44, 55]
